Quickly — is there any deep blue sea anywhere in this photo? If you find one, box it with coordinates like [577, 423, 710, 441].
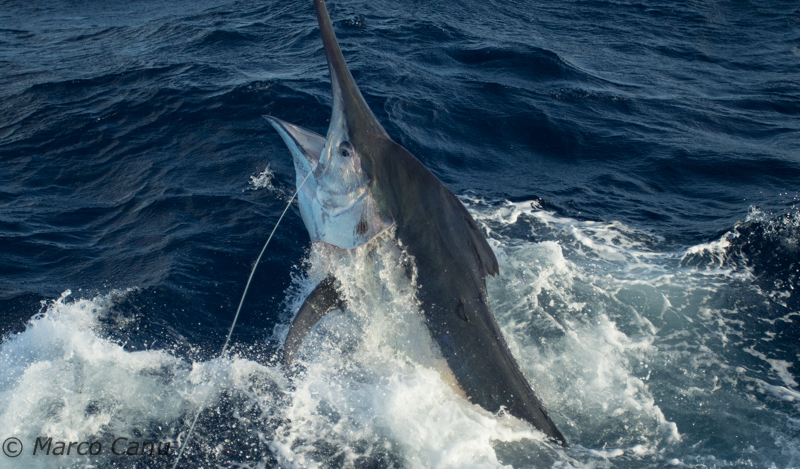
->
[1, 0, 798, 467]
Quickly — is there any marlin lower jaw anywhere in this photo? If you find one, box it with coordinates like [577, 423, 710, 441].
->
[263, 116, 323, 177]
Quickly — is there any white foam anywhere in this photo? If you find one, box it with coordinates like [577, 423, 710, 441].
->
[681, 235, 733, 269]
[470, 199, 666, 268]
[0, 291, 186, 439]
[0, 290, 286, 468]
[4, 199, 797, 467]
[744, 347, 799, 388]
[488, 240, 679, 454]
[249, 163, 275, 190]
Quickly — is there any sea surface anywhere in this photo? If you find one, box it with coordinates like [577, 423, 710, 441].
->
[1, 0, 798, 467]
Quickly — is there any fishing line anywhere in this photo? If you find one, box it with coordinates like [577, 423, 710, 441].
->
[172, 166, 316, 469]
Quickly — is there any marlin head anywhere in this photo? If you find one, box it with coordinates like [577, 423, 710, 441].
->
[265, 0, 393, 250]
[263, 116, 323, 241]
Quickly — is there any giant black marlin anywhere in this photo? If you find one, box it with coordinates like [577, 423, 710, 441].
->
[266, 0, 565, 445]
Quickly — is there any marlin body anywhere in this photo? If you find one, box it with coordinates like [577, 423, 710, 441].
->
[266, 0, 565, 445]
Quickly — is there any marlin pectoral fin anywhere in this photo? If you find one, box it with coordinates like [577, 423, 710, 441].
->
[283, 275, 346, 365]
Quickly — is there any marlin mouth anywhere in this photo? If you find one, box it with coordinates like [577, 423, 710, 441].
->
[263, 115, 322, 174]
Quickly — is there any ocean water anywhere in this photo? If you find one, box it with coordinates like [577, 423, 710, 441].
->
[0, 0, 798, 467]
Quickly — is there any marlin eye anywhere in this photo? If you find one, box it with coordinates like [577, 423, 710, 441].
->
[338, 141, 353, 157]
